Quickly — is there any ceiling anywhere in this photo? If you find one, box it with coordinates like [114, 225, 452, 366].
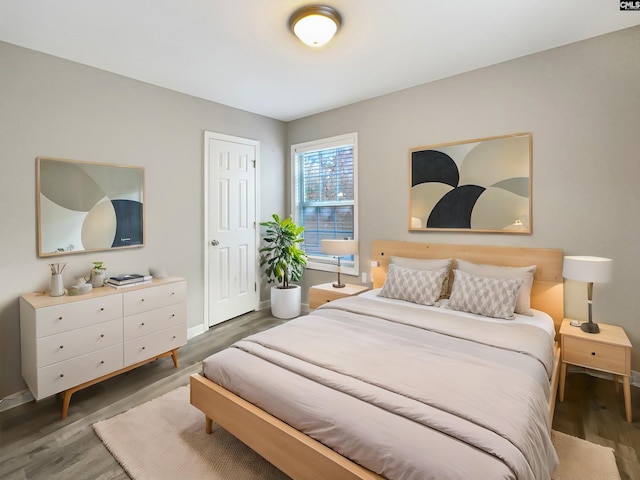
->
[1, 1, 639, 121]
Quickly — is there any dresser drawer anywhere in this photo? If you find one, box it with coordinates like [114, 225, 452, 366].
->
[123, 281, 186, 316]
[34, 295, 122, 337]
[563, 336, 627, 374]
[124, 324, 186, 366]
[124, 303, 187, 340]
[36, 318, 122, 368]
[36, 343, 124, 399]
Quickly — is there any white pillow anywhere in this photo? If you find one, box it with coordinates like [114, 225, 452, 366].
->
[378, 264, 448, 306]
[447, 270, 523, 320]
[455, 259, 536, 316]
[390, 256, 452, 298]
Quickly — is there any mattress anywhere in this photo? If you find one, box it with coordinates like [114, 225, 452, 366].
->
[202, 295, 558, 480]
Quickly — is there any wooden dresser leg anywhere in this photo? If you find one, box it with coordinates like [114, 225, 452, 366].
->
[61, 390, 73, 419]
[171, 349, 179, 368]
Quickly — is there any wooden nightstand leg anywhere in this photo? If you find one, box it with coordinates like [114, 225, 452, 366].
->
[623, 376, 632, 422]
[559, 361, 568, 402]
[614, 375, 621, 394]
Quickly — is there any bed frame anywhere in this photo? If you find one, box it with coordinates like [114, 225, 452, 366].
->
[190, 241, 564, 480]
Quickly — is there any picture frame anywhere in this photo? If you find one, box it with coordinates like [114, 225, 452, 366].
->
[409, 132, 532, 233]
[37, 157, 145, 257]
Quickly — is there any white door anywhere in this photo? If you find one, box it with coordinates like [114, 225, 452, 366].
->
[205, 132, 259, 326]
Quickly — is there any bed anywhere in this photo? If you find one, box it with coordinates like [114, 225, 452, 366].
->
[190, 241, 564, 480]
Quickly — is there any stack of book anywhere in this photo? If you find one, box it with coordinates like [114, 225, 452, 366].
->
[106, 274, 152, 289]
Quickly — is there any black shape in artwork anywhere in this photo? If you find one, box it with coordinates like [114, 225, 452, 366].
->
[427, 185, 485, 228]
[111, 200, 143, 247]
[411, 150, 459, 187]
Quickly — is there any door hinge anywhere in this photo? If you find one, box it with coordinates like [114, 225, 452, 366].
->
[251, 159, 256, 168]
[254, 282, 257, 292]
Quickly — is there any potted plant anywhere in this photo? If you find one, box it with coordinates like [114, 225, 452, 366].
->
[90, 261, 107, 287]
[259, 214, 307, 319]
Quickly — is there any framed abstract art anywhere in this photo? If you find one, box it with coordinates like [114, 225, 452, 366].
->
[37, 157, 145, 256]
[409, 133, 532, 233]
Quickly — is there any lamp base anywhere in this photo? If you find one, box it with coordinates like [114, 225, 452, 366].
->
[580, 321, 600, 334]
[332, 282, 345, 288]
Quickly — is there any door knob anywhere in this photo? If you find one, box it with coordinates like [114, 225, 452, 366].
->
[211, 240, 220, 246]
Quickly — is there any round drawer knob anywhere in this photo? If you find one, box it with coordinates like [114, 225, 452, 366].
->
[141, 298, 145, 302]
[100, 334, 105, 338]
[141, 322, 145, 326]
[59, 374, 64, 378]
[100, 360, 105, 364]
[171, 314, 175, 317]
[59, 345, 64, 349]
[172, 335, 176, 340]
[100, 307, 104, 311]
[591, 352, 596, 356]
[142, 346, 145, 350]
[58, 316, 63, 320]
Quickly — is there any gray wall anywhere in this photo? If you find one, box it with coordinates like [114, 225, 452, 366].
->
[0, 41, 286, 398]
[289, 26, 640, 371]
[2, 25, 639, 399]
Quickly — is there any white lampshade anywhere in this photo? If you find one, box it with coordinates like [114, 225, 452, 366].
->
[289, 5, 342, 47]
[321, 239, 358, 256]
[562, 256, 613, 283]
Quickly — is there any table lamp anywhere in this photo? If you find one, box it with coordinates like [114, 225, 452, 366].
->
[321, 239, 358, 288]
[562, 255, 613, 334]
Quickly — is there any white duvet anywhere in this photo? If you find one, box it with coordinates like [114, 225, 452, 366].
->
[202, 295, 558, 480]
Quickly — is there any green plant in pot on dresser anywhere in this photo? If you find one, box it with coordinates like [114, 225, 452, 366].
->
[259, 214, 307, 319]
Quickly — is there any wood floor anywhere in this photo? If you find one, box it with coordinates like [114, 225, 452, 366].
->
[1, 309, 639, 480]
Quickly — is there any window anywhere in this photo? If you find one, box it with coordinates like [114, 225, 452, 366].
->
[291, 132, 359, 275]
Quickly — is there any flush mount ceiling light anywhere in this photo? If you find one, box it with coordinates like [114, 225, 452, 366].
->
[288, 5, 342, 47]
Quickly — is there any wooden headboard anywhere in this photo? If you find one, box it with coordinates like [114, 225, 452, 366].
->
[371, 241, 564, 334]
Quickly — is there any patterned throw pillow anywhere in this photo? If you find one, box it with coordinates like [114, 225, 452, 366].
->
[390, 256, 452, 298]
[455, 259, 536, 316]
[378, 264, 448, 306]
[447, 269, 523, 319]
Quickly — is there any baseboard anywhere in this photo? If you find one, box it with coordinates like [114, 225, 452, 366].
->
[187, 324, 207, 340]
[0, 389, 34, 413]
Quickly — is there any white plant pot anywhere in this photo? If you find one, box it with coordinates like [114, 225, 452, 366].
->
[270, 284, 301, 319]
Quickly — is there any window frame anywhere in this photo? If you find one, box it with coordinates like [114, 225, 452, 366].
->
[290, 132, 359, 276]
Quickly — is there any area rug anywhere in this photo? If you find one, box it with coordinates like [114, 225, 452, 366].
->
[94, 386, 620, 480]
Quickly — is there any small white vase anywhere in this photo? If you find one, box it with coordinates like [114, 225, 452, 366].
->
[49, 274, 64, 297]
[91, 271, 106, 287]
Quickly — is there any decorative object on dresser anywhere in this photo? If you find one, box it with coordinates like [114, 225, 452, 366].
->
[90, 261, 107, 288]
[106, 274, 152, 289]
[259, 214, 307, 319]
[562, 255, 613, 333]
[48, 263, 66, 297]
[558, 318, 632, 422]
[308, 282, 369, 310]
[20, 277, 187, 418]
[321, 239, 358, 288]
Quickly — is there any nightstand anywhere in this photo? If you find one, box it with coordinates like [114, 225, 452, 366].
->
[308, 283, 369, 310]
[559, 318, 633, 422]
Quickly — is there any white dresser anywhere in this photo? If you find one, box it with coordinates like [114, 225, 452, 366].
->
[20, 277, 187, 418]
